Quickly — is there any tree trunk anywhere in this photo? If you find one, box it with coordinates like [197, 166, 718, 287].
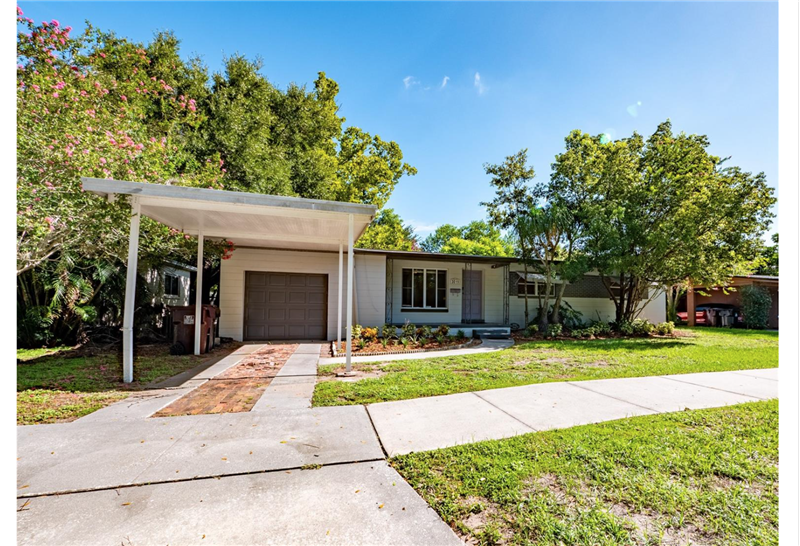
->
[550, 281, 567, 325]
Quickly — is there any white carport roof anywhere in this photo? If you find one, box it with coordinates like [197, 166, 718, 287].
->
[82, 177, 376, 382]
[82, 178, 377, 251]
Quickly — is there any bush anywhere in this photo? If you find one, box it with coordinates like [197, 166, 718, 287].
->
[400, 336, 410, 348]
[417, 325, 433, 339]
[357, 338, 367, 349]
[523, 324, 538, 337]
[381, 323, 397, 339]
[589, 320, 612, 336]
[614, 320, 635, 336]
[351, 324, 363, 340]
[550, 302, 584, 330]
[362, 327, 378, 341]
[655, 321, 675, 336]
[546, 323, 563, 338]
[632, 319, 654, 336]
[456, 329, 467, 340]
[435, 324, 450, 337]
[741, 285, 772, 329]
[401, 321, 416, 338]
[436, 334, 446, 345]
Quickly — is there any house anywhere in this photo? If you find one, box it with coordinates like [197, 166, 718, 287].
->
[145, 262, 194, 307]
[219, 247, 665, 341]
[680, 275, 779, 329]
[81, 178, 665, 381]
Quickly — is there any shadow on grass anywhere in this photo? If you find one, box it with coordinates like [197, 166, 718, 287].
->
[17, 342, 241, 394]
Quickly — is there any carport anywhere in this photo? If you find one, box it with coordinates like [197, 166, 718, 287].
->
[82, 178, 376, 382]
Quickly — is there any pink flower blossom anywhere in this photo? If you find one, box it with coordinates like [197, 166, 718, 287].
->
[17, 6, 23, 16]
[120, 95, 127, 102]
[99, 157, 106, 164]
[99, 52, 106, 58]
[51, 19, 59, 27]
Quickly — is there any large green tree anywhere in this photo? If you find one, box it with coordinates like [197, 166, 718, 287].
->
[16, 11, 416, 345]
[422, 221, 515, 256]
[553, 122, 775, 323]
[755, 233, 778, 276]
[356, 209, 418, 251]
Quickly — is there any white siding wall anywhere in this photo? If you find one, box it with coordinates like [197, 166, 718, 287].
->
[508, 275, 667, 326]
[145, 266, 191, 307]
[219, 248, 386, 341]
[389, 259, 505, 325]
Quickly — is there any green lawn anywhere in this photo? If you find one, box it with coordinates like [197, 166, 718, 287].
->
[313, 328, 778, 406]
[17, 343, 239, 425]
[392, 401, 778, 545]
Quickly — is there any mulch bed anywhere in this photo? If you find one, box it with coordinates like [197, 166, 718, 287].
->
[329, 338, 476, 357]
[153, 344, 297, 417]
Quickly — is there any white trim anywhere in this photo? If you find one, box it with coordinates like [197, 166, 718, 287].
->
[346, 215, 354, 372]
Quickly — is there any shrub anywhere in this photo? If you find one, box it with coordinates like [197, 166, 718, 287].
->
[401, 321, 416, 338]
[550, 302, 584, 330]
[381, 323, 397, 339]
[351, 324, 363, 340]
[436, 334, 446, 345]
[357, 338, 367, 349]
[456, 329, 467, 340]
[400, 337, 410, 348]
[589, 320, 612, 336]
[740, 285, 772, 329]
[631, 319, 654, 336]
[655, 321, 675, 336]
[614, 320, 635, 336]
[418, 337, 428, 347]
[546, 323, 563, 338]
[523, 324, 538, 337]
[380, 337, 389, 348]
[417, 325, 433, 339]
[362, 327, 378, 341]
[435, 324, 450, 337]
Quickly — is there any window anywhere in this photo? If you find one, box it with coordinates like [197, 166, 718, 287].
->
[402, 268, 447, 309]
[517, 280, 557, 297]
[165, 273, 181, 297]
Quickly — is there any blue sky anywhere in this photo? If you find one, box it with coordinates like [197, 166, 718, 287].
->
[20, 1, 778, 238]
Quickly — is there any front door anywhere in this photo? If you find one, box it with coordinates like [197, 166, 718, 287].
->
[462, 270, 483, 323]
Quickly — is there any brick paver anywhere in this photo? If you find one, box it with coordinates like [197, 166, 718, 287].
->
[153, 344, 297, 417]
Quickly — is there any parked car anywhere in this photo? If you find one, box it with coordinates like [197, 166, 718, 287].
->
[677, 303, 743, 326]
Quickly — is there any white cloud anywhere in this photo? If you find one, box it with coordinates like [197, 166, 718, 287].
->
[403, 76, 418, 89]
[474, 72, 486, 95]
[407, 220, 439, 235]
[440, 76, 450, 89]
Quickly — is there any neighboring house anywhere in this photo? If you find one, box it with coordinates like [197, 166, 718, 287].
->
[679, 275, 779, 329]
[218, 247, 666, 341]
[145, 263, 194, 307]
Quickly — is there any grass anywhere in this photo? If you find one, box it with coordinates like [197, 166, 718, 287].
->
[313, 327, 778, 406]
[17, 343, 238, 425]
[392, 401, 779, 545]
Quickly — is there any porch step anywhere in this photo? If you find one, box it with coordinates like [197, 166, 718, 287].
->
[472, 327, 511, 340]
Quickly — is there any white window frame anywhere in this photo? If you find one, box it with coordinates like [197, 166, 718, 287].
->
[401, 268, 448, 309]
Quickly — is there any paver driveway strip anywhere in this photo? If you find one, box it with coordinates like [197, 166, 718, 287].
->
[17, 461, 462, 546]
[18, 406, 383, 497]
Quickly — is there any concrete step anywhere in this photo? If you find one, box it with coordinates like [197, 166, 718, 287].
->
[472, 327, 511, 340]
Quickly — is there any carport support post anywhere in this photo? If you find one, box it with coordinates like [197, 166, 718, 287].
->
[121, 197, 141, 384]
[337, 243, 343, 352]
[346, 214, 354, 372]
[194, 233, 204, 355]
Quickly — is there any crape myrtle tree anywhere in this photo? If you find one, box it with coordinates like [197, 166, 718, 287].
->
[16, 9, 416, 345]
[421, 221, 516, 257]
[554, 121, 775, 324]
[482, 150, 537, 326]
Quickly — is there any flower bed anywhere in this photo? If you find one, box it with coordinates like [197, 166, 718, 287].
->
[331, 337, 480, 357]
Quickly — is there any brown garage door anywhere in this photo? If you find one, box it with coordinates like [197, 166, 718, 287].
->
[244, 272, 327, 340]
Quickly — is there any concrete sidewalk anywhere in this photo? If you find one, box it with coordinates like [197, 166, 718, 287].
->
[319, 338, 514, 365]
[367, 367, 778, 456]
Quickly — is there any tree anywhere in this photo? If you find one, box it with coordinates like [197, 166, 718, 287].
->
[481, 150, 537, 325]
[356, 209, 418, 251]
[555, 121, 776, 323]
[422, 221, 516, 256]
[755, 233, 778, 276]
